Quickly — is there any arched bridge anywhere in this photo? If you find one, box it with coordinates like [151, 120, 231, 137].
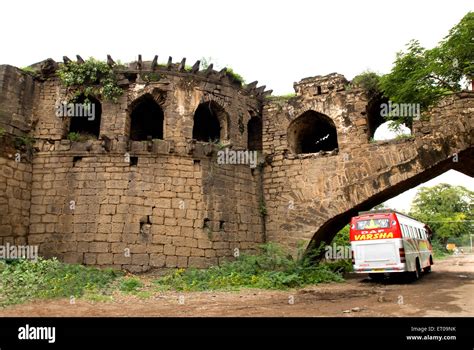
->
[262, 74, 473, 253]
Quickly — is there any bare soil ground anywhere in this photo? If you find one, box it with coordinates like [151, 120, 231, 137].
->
[0, 253, 472, 317]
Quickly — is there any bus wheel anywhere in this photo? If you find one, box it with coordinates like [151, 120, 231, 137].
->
[424, 256, 433, 273]
[369, 273, 384, 282]
[410, 260, 421, 281]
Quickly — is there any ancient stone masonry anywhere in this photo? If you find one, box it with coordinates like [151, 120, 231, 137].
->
[262, 74, 473, 252]
[0, 57, 269, 271]
[0, 56, 473, 270]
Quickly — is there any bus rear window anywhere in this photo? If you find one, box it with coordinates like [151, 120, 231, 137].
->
[355, 218, 390, 230]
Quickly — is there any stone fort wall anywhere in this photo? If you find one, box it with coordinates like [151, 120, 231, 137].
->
[1, 58, 472, 269]
[0, 59, 266, 271]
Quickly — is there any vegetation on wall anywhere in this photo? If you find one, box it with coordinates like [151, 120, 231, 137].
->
[57, 58, 123, 102]
[20, 66, 39, 77]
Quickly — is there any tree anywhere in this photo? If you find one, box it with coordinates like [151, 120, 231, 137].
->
[379, 12, 474, 125]
[409, 184, 474, 244]
[351, 71, 382, 97]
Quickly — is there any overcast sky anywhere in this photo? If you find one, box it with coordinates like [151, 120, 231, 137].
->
[1, 0, 472, 210]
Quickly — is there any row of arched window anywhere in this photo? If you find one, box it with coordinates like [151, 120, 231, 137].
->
[66, 95, 264, 151]
[67, 95, 341, 154]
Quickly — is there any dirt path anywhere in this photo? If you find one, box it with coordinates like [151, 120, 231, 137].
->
[1, 253, 472, 317]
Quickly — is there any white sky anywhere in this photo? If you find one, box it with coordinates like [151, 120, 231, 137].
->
[1, 0, 472, 210]
[1, 0, 471, 94]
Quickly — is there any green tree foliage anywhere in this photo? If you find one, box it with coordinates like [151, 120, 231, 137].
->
[351, 71, 382, 97]
[377, 12, 473, 125]
[332, 225, 350, 246]
[409, 184, 474, 244]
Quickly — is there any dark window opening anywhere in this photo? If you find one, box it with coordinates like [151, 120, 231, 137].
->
[192, 101, 227, 142]
[317, 86, 322, 95]
[72, 156, 82, 166]
[287, 111, 338, 154]
[130, 156, 138, 166]
[247, 116, 262, 151]
[130, 95, 164, 141]
[68, 95, 102, 138]
[203, 218, 210, 229]
[219, 220, 225, 231]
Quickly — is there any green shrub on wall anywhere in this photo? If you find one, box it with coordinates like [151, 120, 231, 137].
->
[57, 58, 123, 102]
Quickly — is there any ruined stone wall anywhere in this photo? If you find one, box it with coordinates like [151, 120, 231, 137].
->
[262, 77, 474, 252]
[0, 65, 36, 137]
[28, 152, 263, 271]
[20, 62, 265, 270]
[0, 157, 31, 246]
[0, 65, 35, 246]
[2, 59, 472, 268]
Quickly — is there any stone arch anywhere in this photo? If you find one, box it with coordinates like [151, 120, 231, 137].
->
[68, 95, 102, 138]
[247, 114, 262, 151]
[287, 110, 338, 154]
[129, 94, 164, 141]
[192, 100, 229, 142]
[305, 148, 474, 254]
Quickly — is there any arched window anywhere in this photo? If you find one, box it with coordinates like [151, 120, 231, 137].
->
[129, 95, 164, 141]
[287, 111, 338, 154]
[68, 95, 102, 138]
[247, 115, 262, 151]
[192, 101, 228, 142]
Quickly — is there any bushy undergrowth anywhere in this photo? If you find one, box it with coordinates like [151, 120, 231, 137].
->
[0, 258, 120, 306]
[154, 243, 344, 291]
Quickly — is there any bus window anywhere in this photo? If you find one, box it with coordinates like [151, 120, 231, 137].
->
[408, 226, 414, 238]
[356, 218, 390, 230]
[401, 224, 408, 238]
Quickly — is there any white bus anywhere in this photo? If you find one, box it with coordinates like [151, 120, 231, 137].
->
[350, 210, 434, 281]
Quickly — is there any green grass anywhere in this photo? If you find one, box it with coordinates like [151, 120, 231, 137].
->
[118, 277, 143, 293]
[0, 258, 121, 307]
[154, 243, 344, 291]
[0, 244, 349, 307]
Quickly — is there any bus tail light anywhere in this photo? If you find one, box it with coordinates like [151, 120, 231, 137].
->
[399, 248, 406, 263]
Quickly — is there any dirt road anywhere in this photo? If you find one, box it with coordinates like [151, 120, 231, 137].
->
[0, 253, 472, 317]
